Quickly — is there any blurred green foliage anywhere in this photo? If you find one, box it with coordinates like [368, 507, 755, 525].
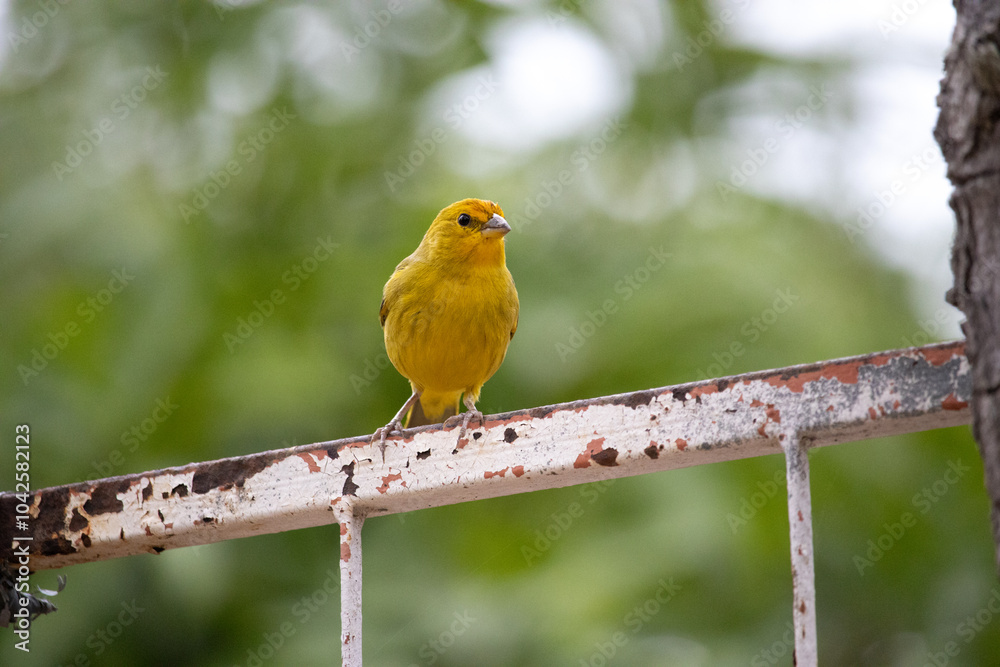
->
[1, 1, 994, 665]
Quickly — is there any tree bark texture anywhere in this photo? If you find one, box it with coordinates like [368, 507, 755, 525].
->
[935, 0, 1000, 569]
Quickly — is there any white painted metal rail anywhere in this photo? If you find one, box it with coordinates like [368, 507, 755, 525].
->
[0, 341, 972, 665]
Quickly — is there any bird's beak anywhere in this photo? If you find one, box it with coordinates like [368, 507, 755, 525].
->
[480, 214, 511, 239]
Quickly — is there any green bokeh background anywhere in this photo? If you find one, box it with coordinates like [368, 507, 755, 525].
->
[1, 1, 995, 665]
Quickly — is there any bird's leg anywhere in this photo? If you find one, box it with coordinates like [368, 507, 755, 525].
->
[372, 391, 420, 460]
[446, 393, 484, 442]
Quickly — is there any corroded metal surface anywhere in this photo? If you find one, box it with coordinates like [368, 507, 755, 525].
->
[332, 505, 363, 666]
[782, 433, 817, 667]
[1, 341, 971, 572]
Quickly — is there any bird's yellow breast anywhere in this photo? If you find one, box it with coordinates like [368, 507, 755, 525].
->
[383, 259, 517, 394]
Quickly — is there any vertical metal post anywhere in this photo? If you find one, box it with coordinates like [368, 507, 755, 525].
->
[782, 432, 817, 667]
[334, 504, 365, 667]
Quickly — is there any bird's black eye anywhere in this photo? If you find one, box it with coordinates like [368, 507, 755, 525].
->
[458, 213, 471, 227]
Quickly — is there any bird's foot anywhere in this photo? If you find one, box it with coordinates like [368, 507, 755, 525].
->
[372, 419, 407, 460]
[445, 409, 484, 443]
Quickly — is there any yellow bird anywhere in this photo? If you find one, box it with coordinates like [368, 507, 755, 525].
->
[373, 198, 519, 452]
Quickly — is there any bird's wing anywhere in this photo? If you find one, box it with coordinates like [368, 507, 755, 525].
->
[379, 255, 416, 328]
[509, 279, 519, 339]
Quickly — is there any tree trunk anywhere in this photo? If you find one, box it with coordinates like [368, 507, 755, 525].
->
[935, 0, 1000, 570]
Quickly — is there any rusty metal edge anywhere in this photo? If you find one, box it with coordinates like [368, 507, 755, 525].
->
[0, 341, 970, 570]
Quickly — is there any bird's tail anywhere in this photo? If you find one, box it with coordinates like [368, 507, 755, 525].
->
[406, 390, 460, 427]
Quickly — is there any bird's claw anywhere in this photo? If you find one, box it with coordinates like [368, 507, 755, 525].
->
[445, 409, 484, 443]
[372, 420, 407, 461]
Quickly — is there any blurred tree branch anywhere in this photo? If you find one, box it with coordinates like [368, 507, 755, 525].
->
[936, 0, 1000, 571]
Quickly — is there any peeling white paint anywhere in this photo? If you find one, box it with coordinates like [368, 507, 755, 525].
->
[1, 342, 971, 667]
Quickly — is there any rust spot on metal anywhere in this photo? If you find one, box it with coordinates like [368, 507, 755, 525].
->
[41, 536, 74, 556]
[333, 439, 371, 456]
[922, 342, 963, 366]
[192, 455, 273, 494]
[504, 428, 518, 443]
[574, 437, 607, 468]
[868, 407, 878, 419]
[171, 484, 188, 497]
[827, 405, 834, 411]
[893, 400, 901, 410]
[512, 465, 525, 477]
[69, 509, 88, 532]
[757, 405, 781, 437]
[798, 601, 806, 614]
[84, 479, 131, 515]
[644, 442, 659, 459]
[524, 404, 561, 420]
[340, 523, 348, 535]
[377, 473, 404, 494]
[142, 482, 153, 501]
[760, 362, 861, 393]
[485, 467, 509, 479]
[610, 389, 655, 408]
[689, 384, 720, 399]
[341, 541, 351, 562]
[750, 399, 764, 407]
[416, 449, 430, 460]
[342, 462, 359, 496]
[481, 412, 539, 430]
[942, 393, 968, 410]
[757, 350, 917, 395]
[675, 438, 688, 451]
[297, 453, 321, 473]
[592, 448, 619, 466]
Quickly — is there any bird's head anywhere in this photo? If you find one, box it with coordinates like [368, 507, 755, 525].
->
[421, 199, 511, 266]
